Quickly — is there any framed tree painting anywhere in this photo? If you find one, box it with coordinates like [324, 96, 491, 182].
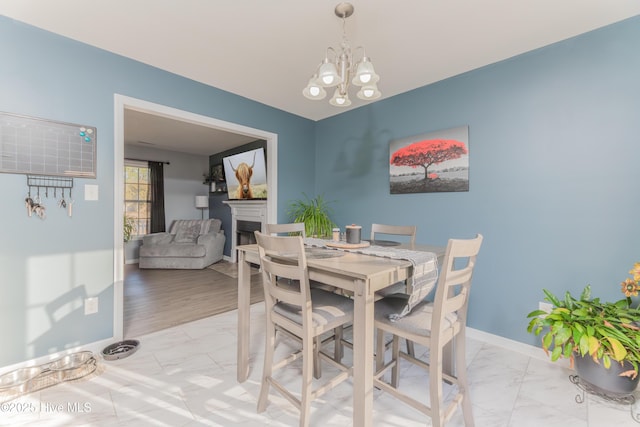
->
[389, 125, 469, 194]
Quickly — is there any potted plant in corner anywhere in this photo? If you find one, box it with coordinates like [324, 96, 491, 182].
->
[287, 193, 336, 238]
[123, 215, 136, 263]
[123, 215, 135, 242]
[527, 263, 640, 395]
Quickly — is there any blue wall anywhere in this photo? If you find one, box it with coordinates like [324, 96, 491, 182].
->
[1, 13, 638, 367]
[0, 17, 315, 367]
[314, 16, 640, 345]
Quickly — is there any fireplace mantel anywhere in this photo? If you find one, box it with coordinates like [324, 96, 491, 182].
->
[223, 200, 267, 262]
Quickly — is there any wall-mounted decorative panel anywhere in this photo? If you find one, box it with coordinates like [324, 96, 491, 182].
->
[389, 125, 469, 194]
[0, 112, 97, 178]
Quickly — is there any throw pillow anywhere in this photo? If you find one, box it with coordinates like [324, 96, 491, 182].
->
[174, 223, 201, 243]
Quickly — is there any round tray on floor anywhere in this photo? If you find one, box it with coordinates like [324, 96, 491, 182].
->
[102, 340, 140, 361]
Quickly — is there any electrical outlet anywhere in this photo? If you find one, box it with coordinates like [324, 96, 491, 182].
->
[539, 301, 553, 314]
[84, 297, 98, 315]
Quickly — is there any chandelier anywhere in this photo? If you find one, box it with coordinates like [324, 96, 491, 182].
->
[303, 2, 381, 107]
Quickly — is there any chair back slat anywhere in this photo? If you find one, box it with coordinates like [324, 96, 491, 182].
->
[371, 223, 416, 244]
[265, 223, 306, 238]
[259, 259, 307, 306]
[442, 290, 468, 315]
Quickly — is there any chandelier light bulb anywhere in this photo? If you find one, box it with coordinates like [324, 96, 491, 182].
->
[330, 88, 352, 107]
[352, 57, 379, 86]
[317, 59, 341, 87]
[356, 84, 381, 100]
[303, 76, 327, 100]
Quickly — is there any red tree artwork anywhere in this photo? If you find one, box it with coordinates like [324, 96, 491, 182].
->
[390, 139, 468, 181]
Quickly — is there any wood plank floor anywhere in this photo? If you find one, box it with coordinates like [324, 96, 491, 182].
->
[123, 261, 263, 338]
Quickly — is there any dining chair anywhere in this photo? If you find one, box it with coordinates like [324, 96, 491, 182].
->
[370, 223, 420, 355]
[370, 223, 417, 245]
[264, 222, 340, 377]
[373, 234, 483, 427]
[254, 231, 353, 427]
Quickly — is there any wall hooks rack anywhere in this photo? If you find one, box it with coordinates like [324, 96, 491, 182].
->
[27, 175, 74, 194]
[25, 175, 75, 219]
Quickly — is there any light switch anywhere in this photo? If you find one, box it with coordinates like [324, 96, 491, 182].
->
[85, 184, 99, 201]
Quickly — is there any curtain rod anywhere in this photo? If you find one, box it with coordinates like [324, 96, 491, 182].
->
[125, 158, 170, 165]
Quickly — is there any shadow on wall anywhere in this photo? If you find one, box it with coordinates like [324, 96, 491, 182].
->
[329, 110, 392, 180]
[30, 285, 113, 359]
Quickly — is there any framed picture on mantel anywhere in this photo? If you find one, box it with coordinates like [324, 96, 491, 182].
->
[211, 164, 225, 182]
[389, 125, 469, 194]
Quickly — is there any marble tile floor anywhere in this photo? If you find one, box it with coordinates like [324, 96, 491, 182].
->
[3, 303, 640, 427]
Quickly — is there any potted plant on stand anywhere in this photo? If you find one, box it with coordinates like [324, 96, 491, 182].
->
[287, 193, 336, 238]
[527, 263, 640, 396]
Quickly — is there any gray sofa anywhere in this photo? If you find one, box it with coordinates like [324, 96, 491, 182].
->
[139, 219, 225, 269]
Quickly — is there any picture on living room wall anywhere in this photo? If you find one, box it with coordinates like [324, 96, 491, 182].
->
[223, 147, 267, 200]
[389, 125, 469, 194]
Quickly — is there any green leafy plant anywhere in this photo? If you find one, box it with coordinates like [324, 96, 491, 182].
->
[123, 215, 135, 242]
[527, 284, 640, 379]
[287, 193, 336, 238]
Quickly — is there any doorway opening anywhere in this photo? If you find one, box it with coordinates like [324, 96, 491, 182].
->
[113, 94, 278, 341]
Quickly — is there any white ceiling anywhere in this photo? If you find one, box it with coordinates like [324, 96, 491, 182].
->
[123, 109, 258, 156]
[2, 0, 640, 155]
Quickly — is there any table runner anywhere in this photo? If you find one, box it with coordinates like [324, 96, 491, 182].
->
[303, 238, 438, 320]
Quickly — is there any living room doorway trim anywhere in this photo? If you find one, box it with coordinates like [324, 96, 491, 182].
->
[113, 94, 278, 341]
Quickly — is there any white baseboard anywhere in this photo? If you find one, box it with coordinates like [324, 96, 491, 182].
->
[0, 337, 117, 375]
[466, 326, 569, 367]
[466, 327, 539, 358]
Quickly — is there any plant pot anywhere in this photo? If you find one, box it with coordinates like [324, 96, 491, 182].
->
[574, 353, 640, 396]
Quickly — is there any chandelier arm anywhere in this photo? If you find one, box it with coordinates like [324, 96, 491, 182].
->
[325, 46, 337, 61]
[353, 46, 365, 64]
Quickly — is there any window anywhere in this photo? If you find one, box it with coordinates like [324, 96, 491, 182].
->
[125, 161, 150, 237]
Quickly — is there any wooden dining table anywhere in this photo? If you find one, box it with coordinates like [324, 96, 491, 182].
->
[235, 241, 445, 427]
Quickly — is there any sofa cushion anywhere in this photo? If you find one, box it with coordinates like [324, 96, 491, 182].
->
[206, 218, 222, 234]
[169, 219, 222, 236]
[174, 223, 201, 243]
[140, 243, 207, 258]
[142, 232, 174, 246]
